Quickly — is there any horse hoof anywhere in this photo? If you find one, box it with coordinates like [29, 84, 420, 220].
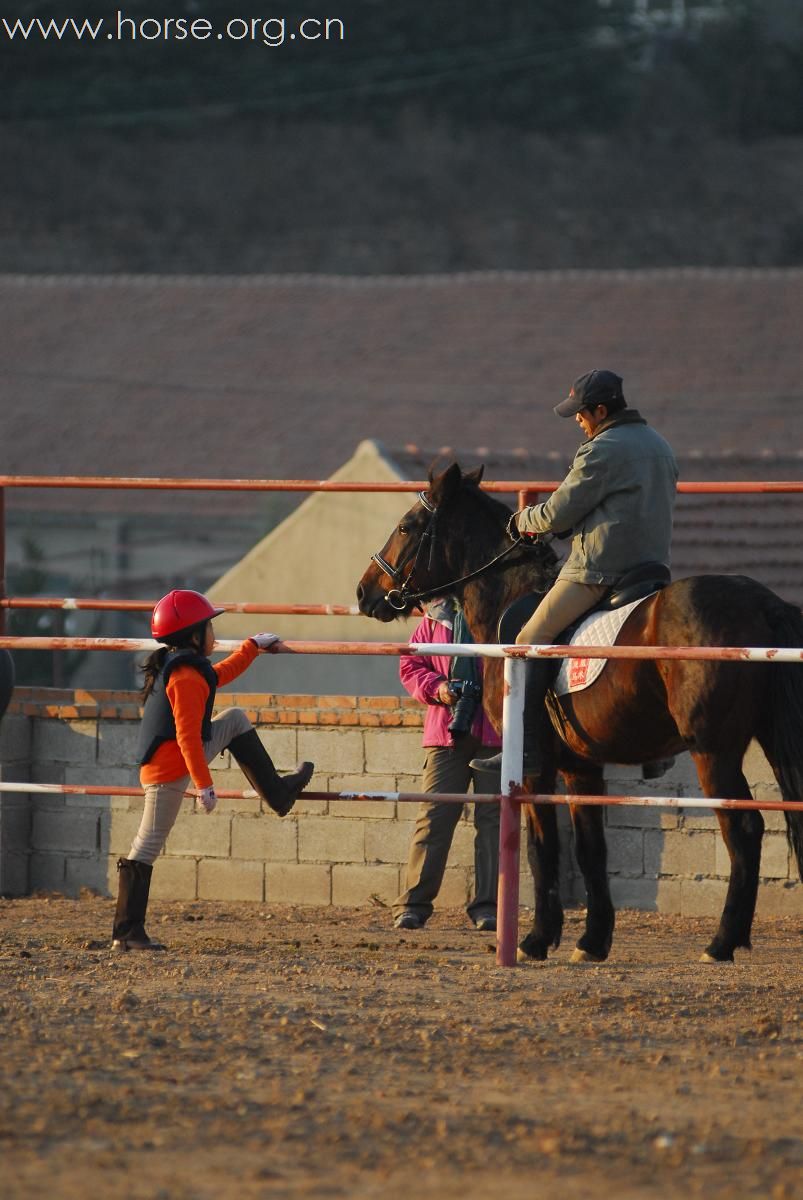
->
[517, 945, 549, 963]
[570, 948, 603, 964]
[516, 947, 547, 964]
[699, 951, 733, 964]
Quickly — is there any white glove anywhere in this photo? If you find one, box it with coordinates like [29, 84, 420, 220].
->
[196, 786, 217, 813]
[250, 632, 281, 651]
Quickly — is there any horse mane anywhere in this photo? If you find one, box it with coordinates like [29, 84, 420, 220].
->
[428, 461, 512, 536]
[429, 462, 558, 593]
[463, 475, 514, 524]
[458, 475, 515, 548]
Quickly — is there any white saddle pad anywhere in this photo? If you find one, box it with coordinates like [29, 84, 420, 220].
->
[553, 595, 653, 696]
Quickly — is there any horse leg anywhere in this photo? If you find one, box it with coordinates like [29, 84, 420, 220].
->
[570, 812, 615, 962]
[692, 752, 763, 963]
[564, 767, 615, 963]
[518, 799, 564, 962]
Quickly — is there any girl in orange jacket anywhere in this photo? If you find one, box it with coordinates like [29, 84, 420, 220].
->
[112, 589, 314, 952]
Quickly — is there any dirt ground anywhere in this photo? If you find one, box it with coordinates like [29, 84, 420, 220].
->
[1, 897, 801, 1200]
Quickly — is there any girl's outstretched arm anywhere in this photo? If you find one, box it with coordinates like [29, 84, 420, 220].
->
[214, 638, 260, 688]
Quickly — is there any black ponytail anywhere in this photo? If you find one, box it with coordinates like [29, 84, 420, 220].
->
[140, 646, 169, 701]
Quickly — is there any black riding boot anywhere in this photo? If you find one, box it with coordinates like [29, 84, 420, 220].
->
[228, 729, 314, 817]
[112, 858, 164, 952]
[470, 660, 553, 777]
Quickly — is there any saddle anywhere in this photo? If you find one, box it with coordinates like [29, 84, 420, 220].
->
[496, 561, 671, 645]
[497, 563, 674, 782]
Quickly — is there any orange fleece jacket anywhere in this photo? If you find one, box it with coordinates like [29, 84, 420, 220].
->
[139, 638, 259, 790]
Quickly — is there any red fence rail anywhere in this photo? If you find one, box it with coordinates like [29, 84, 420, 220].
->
[0, 598, 362, 616]
[3, 475, 803, 632]
[3, 780, 803, 814]
[3, 475, 803, 493]
[3, 635, 803, 662]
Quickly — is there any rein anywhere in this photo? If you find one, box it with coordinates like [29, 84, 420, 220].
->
[371, 491, 546, 612]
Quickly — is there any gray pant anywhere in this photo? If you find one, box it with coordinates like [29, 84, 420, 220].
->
[517, 578, 610, 645]
[129, 708, 251, 864]
[392, 737, 500, 924]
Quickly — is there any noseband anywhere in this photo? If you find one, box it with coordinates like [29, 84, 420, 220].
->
[371, 491, 438, 611]
[371, 491, 538, 611]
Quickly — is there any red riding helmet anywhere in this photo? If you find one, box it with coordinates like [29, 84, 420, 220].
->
[151, 590, 225, 642]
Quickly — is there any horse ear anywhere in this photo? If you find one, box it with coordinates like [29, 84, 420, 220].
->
[428, 462, 462, 504]
[464, 465, 485, 486]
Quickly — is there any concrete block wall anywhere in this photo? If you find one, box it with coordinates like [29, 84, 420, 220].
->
[0, 712, 33, 895]
[599, 746, 803, 916]
[1, 687, 801, 916]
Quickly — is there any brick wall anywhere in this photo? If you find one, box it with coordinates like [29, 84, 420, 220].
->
[0, 688, 801, 917]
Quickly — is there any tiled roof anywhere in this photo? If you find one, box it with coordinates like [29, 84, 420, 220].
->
[3, 267, 796, 690]
[0, 270, 801, 519]
[390, 445, 803, 609]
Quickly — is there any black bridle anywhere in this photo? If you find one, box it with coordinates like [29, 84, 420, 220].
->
[371, 491, 440, 611]
[371, 491, 537, 612]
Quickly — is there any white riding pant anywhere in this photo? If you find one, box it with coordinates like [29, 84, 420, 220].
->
[129, 707, 251, 864]
[516, 579, 610, 644]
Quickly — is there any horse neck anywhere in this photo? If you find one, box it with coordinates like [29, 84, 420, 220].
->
[457, 556, 540, 646]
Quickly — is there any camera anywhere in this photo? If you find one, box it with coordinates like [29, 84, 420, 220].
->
[446, 679, 483, 739]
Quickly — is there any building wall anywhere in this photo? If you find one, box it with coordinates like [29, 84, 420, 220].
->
[0, 706, 32, 897]
[208, 439, 421, 697]
[1, 687, 801, 918]
[6, 507, 266, 690]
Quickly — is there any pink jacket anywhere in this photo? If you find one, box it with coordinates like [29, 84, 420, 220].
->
[400, 616, 501, 749]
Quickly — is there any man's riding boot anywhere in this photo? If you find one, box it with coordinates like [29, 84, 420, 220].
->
[228, 729, 314, 817]
[470, 660, 553, 777]
[112, 858, 164, 952]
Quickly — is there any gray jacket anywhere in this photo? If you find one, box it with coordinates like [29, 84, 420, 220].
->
[517, 410, 678, 585]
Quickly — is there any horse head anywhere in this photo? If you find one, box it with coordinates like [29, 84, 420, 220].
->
[356, 462, 488, 622]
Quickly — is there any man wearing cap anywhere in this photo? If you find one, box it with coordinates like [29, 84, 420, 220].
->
[476, 369, 678, 775]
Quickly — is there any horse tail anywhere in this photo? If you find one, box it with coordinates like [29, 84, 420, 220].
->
[764, 600, 803, 880]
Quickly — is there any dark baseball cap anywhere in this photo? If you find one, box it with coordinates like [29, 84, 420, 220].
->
[554, 369, 624, 418]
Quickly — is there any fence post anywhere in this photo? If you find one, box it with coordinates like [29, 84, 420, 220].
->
[496, 654, 524, 967]
[517, 488, 540, 514]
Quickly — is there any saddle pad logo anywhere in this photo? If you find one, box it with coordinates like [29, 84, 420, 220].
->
[554, 595, 652, 697]
[568, 657, 591, 688]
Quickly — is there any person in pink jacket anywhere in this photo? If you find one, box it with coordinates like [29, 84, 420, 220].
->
[393, 598, 501, 932]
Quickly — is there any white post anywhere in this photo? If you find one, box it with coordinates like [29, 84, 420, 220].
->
[496, 655, 525, 967]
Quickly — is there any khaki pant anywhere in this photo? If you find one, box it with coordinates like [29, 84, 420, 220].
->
[517, 578, 610, 645]
[129, 708, 252, 864]
[392, 737, 500, 924]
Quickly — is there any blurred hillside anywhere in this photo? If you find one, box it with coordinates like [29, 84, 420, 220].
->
[2, 0, 802, 271]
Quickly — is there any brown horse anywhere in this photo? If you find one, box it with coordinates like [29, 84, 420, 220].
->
[356, 463, 803, 964]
